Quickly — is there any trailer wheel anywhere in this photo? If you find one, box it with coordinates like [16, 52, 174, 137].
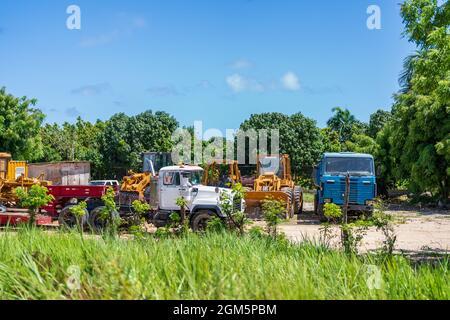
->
[58, 205, 89, 229]
[190, 211, 214, 232]
[88, 206, 120, 233]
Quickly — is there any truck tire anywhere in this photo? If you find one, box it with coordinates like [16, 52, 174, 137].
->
[88, 206, 120, 233]
[190, 210, 214, 232]
[317, 204, 327, 222]
[281, 187, 294, 219]
[58, 205, 89, 229]
[294, 186, 303, 215]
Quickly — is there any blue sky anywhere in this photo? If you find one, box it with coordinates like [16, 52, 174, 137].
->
[0, 0, 415, 132]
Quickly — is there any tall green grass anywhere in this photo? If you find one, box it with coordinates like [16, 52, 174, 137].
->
[0, 228, 448, 300]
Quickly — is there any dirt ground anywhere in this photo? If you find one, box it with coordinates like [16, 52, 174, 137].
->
[275, 202, 450, 255]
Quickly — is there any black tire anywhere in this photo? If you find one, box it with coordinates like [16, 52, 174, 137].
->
[58, 205, 89, 228]
[281, 187, 294, 219]
[293, 186, 303, 215]
[190, 210, 214, 232]
[88, 206, 120, 233]
[317, 204, 327, 222]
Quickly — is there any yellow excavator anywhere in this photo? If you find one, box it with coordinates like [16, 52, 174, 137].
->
[0, 152, 51, 208]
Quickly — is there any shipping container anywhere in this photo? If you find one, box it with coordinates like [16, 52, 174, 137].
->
[28, 161, 91, 185]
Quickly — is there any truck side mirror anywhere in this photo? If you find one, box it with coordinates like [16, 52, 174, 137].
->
[376, 166, 381, 176]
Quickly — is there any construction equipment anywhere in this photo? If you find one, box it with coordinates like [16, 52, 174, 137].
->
[119, 152, 172, 205]
[202, 160, 241, 187]
[202, 154, 303, 219]
[0, 152, 51, 206]
[245, 154, 303, 219]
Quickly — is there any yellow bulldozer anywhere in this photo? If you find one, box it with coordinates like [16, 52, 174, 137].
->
[202, 154, 303, 219]
[0, 152, 51, 208]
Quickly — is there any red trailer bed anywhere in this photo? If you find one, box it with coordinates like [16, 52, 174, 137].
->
[43, 185, 112, 216]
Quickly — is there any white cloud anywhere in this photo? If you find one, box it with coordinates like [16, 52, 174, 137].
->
[226, 74, 269, 93]
[230, 59, 252, 69]
[71, 82, 111, 96]
[226, 74, 247, 93]
[281, 72, 300, 91]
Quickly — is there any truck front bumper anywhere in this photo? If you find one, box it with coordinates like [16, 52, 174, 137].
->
[346, 204, 374, 213]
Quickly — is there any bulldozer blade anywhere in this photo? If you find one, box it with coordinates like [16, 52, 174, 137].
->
[244, 191, 292, 219]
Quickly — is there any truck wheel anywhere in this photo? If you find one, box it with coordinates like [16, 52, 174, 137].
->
[314, 194, 318, 215]
[317, 204, 327, 222]
[294, 186, 303, 215]
[190, 211, 214, 232]
[88, 206, 120, 233]
[58, 205, 89, 229]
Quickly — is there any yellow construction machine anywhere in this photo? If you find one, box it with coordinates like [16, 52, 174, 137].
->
[118, 152, 172, 205]
[0, 152, 51, 207]
[202, 160, 241, 187]
[202, 154, 303, 219]
[245, 154, 303, 219]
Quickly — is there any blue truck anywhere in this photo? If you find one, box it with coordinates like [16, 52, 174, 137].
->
[313, 152, 377, 220]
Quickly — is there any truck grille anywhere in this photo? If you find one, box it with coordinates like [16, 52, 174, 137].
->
[325, 177, 373, 205]
[339, 179, 359, 204]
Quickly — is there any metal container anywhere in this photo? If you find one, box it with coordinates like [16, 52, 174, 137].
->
[28, 161, 91, 185]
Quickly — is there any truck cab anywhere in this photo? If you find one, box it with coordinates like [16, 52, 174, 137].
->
[313, 153, 376, 218]
[153, 165, 243, 230]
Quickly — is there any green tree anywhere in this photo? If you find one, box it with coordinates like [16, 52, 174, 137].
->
[99, 111, 178, 179]
[0, 87, 44, 160]
[38, 118, 105, 178]
[15, 185, 54, 225]
[380, 0, 449, 202]
[320, 128, 342, 152]
[326, 107, 359, 143]
[239, 112, 323, 176]
[368, 110, 392, 139]
[343, 134, 378, 155]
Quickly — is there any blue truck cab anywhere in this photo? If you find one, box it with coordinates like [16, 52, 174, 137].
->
[313, 153, 377, 218]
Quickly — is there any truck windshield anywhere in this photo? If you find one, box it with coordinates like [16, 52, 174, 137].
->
[325, 157, 374, 175]
[183, 171, 203, 185]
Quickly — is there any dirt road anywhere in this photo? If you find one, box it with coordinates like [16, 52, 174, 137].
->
[278, 203, 450, 254]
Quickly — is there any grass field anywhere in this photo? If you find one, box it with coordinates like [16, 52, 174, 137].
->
[0, 228, 448, 300]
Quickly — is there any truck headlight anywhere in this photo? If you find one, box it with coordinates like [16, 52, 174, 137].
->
[365, 200, 375, 206]
[324, 198, 332, 203]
